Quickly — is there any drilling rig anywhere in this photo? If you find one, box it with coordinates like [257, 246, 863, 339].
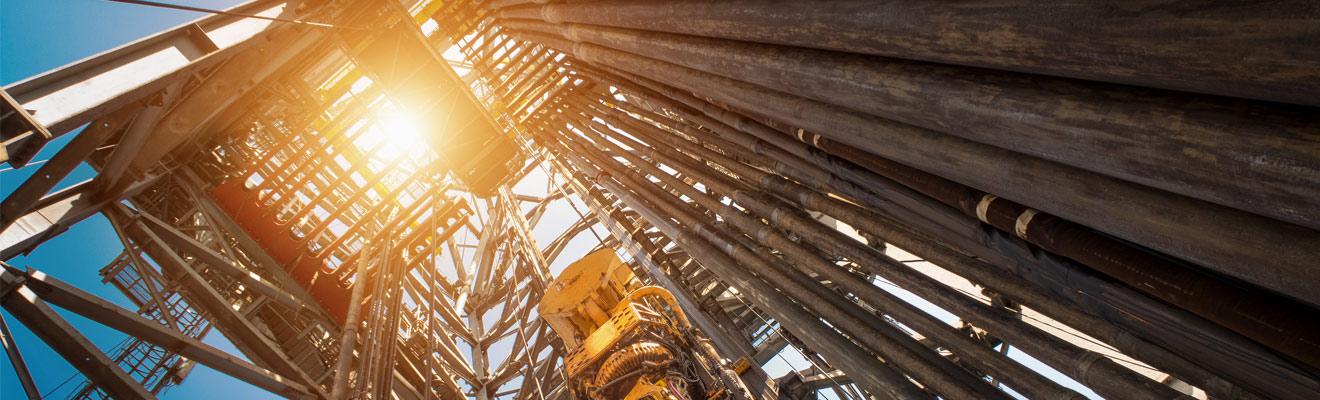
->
[4, 1, 1320, 399]
[539, 250, 743, 400]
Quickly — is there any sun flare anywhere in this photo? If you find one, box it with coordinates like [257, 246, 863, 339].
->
[362, 105, 433, 161]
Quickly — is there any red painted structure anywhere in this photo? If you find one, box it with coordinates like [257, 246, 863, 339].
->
[210, 178, 468, 321]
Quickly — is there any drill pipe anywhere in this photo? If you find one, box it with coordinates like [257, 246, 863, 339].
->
[554, 105, 982, 396]
[652, 76, 1320, 378]
[591, 70, 1319, 399]
[594, 73, 996, 261]
[577, 100, 1185, 400]
[531, 120, 926, 400]
[495, 0, 1320, 107]
[572, 117, 1008, 399]
[576, 104, 1086, 400]
[502, 19, 1320, 229]
[513, 32, 1320, 314]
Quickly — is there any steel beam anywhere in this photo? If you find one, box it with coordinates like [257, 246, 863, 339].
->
[9, 266, 311, 398]
[123, 27, 325, 177]
[88, 82, 182, 196]
[0, 174, 160, 260]
[0, 89, 52, 167]
[0, 310, 40, 399]
[177, 170, 330, 320]
[2, 0, 300, 136]
[0, 105, 138, 231]
[111, 204, 330, 398]
[135, 211, 306, 311]
[0, 269, 154, 399]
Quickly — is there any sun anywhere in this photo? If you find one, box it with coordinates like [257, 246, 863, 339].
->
[364, 105, 433, 161]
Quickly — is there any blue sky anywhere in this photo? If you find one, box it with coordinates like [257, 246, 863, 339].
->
[1, 1, 280, 398]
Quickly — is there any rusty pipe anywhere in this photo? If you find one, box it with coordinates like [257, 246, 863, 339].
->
[581, 119, 1017, 400]
[516, 32, 1320, 313]
[587, 71, 1318, 399]
[501, 19, 1320, 230]
[581, 99, 1185, 400]
[496, 0, 1320, 107]
[582, 108, 1087, 399]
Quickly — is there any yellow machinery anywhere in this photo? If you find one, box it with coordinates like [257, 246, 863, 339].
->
[540, 250, 737, 399]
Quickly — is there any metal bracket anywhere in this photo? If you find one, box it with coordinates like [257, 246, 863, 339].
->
[0, 262, 28, 300]
[0, 88, 52, 168]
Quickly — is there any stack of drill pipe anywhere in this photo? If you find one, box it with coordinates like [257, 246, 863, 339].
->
[493, 12, 1320, 304]
[485, 3, 1320, 398]
[581, 70, 1311, 399]
[528, 114, 927, 399]
[591, 68, 1316, 399]
[566, 98, 1094, 399]
[560, 93, 1207, 399]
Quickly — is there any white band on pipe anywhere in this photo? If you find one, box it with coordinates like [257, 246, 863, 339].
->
[975, 194, 998, 224]
[1016, 209, 1039, 239]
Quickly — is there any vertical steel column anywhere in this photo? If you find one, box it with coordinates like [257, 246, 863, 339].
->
[331, 235, 377, 400]
[0, 307, 40, 399]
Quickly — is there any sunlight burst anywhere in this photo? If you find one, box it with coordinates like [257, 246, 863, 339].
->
[364, 105, 433, 161]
